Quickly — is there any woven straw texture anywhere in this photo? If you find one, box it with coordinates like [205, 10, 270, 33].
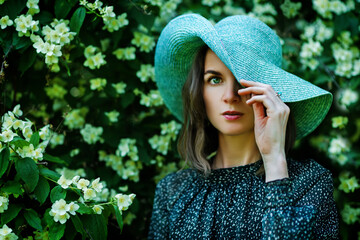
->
[155, 14, 333, 139]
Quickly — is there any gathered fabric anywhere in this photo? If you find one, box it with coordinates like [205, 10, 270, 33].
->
[148, 158, 339, 239]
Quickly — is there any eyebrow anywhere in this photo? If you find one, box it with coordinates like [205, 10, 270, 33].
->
[204, 70, 222, 76]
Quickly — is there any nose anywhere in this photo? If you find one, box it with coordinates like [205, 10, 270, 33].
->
[222, 79, 241, 103]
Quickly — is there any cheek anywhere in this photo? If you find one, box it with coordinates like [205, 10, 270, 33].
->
[203, 90, 217, 118]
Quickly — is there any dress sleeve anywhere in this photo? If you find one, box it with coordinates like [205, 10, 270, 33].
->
[261, 173, 339, 240]
[148, 177, 170, 240]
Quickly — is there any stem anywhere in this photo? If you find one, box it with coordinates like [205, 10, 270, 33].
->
[93, 202, 113, 206]
[1, 45, 13, 116]
[5, 158, 13, 177]
[319, 61, 340, 89]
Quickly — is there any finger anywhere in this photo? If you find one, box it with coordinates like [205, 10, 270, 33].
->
[246, 95, 276, 111]
[239, 81, 284, 106]
[248, 94, 290, 118]
[239, 79, 271, 88]
[238, 86, 266, 96]
[253, 101, 266, 119]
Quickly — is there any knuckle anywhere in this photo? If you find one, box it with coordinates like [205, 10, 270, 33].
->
[264, 85, 273, 91]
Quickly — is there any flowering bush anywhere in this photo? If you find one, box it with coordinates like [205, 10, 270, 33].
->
[0, 106, 134, 239]
[0, 0, 359, 239]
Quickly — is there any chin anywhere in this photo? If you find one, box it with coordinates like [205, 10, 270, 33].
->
[217, 127, 254, 137]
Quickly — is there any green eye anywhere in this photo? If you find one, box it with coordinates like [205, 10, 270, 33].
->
[210, 77, 221, 84]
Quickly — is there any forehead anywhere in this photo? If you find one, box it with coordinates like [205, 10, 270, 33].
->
[204, 49, 233, 75]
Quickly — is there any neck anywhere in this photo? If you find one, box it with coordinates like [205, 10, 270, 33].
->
[212, 131, 261, 169]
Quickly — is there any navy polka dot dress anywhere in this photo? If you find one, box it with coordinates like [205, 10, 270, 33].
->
[148, 158, 339, 239]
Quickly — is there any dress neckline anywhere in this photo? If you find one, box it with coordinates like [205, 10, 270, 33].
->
[203, 159, 263, 183]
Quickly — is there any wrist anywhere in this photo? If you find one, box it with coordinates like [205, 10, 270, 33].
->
[262, 153, 289, 182]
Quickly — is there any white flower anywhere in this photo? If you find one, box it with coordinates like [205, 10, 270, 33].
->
[352, 59, 360, 76]
[91, 178, 103, 192]
[340, 89, 359, 107]
[77, 178, 90, 190]
[17, 144, 36, 159]
[0, 15, 13, 29]
[72, 175, 80, 184]
[51, 211, 70, 224]
[0, 129, 17, 142]
[80, 124, 103, 144]
[49, 199, 78, 224]
[136, 64, 155, 82]
[22, 126, 33, 141]
[280, 0, 302, 18]
[112, 47, 136, 60]
[129, 193, 136, 201]
[0, 224, 18, 240]
[90, 78, 107, 91]
[12, 120, 25, 130]
[112, 82, 127, 94]
[83, 187, 96, 200]
[51, 199, 69, 215]
[1, 114, 14, 130]
[92, 205, 104, 214]
[328, 137, 349, 155]
[68, 202, 79, 215]
[39, 125, 51, 140]
[115, 193, 133, 211]
[105, 111, 119, 123]
[0, 195, 9, 213]
[0, 224, 12, 235]
[57, 175, 72, 189]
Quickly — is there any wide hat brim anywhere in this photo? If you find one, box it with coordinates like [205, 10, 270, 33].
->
[155, 14, 332, 139]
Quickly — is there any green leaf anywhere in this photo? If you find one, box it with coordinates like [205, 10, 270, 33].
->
[71, 215, 85, 236]
[129, 6, 155, 30]
[44, 209, 53, 226]
[76, 203, 93, 214]
[1, 180, 23, 195]
[37, 10, 54, 25]
[12, 31, 32, 50]
[314, 74, 331, 85]
[24, 209, 43, 231]
[113, 205, 123, 232]
[29, 131, 40, 148]
[121, 93, 135, 108]
[15, 157, 39, 192]
[54, 0, 74, 19]
[43, 153, 67, 164]
[1, 204, 22, 225]
[81, 215, 107, 240]
[0, 0, 26, 19]
[34, 176, 50, 205]
[48, 220, 66, 240]
[39, 167, 61, 180]
[70, 7, 86, 33]
[0, 147, 10, 178]
[50, 185, 67, 203]
[11, 138, 30, 148]
[18, 47, 37, 76]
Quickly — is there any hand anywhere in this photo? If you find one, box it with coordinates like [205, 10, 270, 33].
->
[238, 79, 289, 182]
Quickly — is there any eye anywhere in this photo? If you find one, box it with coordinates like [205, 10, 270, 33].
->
[209, 77, 222, 85]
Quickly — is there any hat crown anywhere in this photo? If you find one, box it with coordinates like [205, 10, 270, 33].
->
[215, 16, 282, 67]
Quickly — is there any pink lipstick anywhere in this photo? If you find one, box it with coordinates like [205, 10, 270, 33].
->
[222, 111, 243, 120]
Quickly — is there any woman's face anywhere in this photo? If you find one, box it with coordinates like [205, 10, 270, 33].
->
[203, 49, 255, 137]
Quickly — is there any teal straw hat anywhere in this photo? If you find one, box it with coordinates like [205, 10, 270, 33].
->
[154, 14, 332, 139]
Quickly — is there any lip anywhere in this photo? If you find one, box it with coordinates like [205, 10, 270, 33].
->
[222, 111, 243, 120]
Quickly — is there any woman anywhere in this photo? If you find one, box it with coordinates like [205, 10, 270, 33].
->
[149, 14, 339, 239]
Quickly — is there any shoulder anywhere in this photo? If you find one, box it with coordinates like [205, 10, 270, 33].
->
[288, 158, 332, 180]
[287, 158, 334, 203]
[155, 168, 199, 194]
